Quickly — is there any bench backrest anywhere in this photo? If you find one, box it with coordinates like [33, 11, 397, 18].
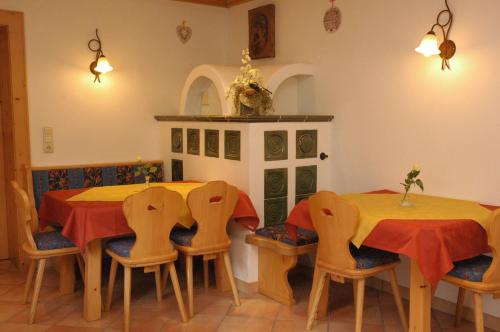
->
[30, 161, 164, 208]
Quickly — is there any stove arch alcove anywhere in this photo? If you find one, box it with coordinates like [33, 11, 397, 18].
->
[179, 64, 317, 116]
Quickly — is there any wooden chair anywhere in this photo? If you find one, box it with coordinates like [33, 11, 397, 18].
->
[105, 187, 188, 332]
[169, 181, 241, 317]
[11, 180, 84, 324]
[443, 209, 500, 332]
[306, 191, 408, 331]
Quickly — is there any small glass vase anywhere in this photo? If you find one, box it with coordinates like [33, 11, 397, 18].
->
[145, 175, 151, 187]
[400, 192, 413, 207]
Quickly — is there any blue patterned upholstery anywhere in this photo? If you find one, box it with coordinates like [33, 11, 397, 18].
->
[170, 228, 197, 247]
[255, 224, 318, 246]
[106, 237, 136, 257]
[33, 231, 77, 250]
[350, 245, 400, 269]
[447, 255, 492, 282]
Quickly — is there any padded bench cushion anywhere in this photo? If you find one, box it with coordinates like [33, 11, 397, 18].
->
[255, 224, 318, 246]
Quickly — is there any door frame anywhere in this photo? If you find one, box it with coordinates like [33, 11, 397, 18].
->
[0, 9, 32, 267]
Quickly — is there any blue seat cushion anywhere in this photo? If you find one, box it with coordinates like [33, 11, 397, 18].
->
[255, 224, 318, 246]
[106, 237, 136, 257]
[447, 255, 492, 282]
[33, 231, 77, 251]
[170, 228, 197, 247]
[350, 244, 400, 269]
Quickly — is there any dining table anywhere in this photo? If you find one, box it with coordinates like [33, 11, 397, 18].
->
[286, 190, 498, 332]
[38, 182, 260, 322]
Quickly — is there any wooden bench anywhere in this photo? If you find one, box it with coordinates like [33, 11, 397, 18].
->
[246, 233, 318, 305]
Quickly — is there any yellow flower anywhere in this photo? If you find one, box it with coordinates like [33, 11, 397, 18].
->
[136, 156, 143, 162]
[412, 165, 420, 172]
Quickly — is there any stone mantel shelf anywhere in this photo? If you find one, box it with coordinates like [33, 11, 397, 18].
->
[154, 115, 334, 123]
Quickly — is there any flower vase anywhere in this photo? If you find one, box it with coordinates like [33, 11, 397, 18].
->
[400, 192, 413, 207]
[239, 103, 257, 116]
[145, 175, 151, 187]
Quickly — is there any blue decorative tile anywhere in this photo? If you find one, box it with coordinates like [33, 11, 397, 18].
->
[102, 167, 117, 186]
[68, 169, 84, 189]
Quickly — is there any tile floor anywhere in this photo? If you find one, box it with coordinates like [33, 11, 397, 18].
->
[0, 258, 490, 332]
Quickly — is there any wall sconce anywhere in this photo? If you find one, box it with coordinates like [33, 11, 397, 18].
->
[88, 29, 113, 82]
[415, 0, 455, 70]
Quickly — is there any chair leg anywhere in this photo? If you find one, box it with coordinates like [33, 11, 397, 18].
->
[354, 278, 366, 332]
[76, 254, 85, 285]
[105, 258, 118, 312]
[306, 270, 327, 330]
[124, 266, 132, 332]
[203, 258, 209, 289]
[222, 251, 241, 306]
[161, 263, 170, 295]
[23, 259, 36, 304]
[455, 287, 466, 327]
[186, 255, 194, 317]
[29, 258, 46, 324]
[352, 279, 357, 308]
[472, 292, 484, 332]
[168, 262, 188, 323]
[154, 266, 162, 303]
[388, 269, 408, 331]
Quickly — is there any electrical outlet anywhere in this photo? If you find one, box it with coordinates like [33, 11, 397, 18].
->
[42, 127, 54, 153]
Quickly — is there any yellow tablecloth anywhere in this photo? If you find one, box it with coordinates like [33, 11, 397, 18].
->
[67, 182, 206, 227]
[342, 193, 493, 247]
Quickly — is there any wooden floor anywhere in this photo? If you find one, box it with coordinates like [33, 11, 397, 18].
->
[0, 259, 491, 332]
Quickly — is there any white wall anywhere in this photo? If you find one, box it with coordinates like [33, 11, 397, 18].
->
[0, 0, 228, 166]
[227, 0, 500, 317]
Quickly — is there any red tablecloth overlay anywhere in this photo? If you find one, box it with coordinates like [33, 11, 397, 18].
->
[286, 190, 498, 285]
[39, 186, 259, 251]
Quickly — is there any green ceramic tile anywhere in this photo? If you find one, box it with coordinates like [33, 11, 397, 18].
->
[171, 128, 183, 153]
[224, 130, 241, 161]
[187, 129, 200, 155]
[264, 198, 288, 226]
[295, 194, 312, 205]
[264, 168, 288, 199]
[296, 130, 318, 159]
[205, 129, 219, 158]
[264, 131, 288, 161]
[296, 165, 317, 195]
[171, 159, 183, 181]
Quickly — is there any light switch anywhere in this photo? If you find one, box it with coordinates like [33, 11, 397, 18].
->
[43, 127, 54, 153]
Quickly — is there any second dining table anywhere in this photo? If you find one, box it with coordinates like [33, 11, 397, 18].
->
[286, 190, 498, 332]
[38, 182, 260, 321]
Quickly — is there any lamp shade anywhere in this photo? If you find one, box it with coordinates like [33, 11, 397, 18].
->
[415, 31, 441, 57]
[94, 56, 113, 74]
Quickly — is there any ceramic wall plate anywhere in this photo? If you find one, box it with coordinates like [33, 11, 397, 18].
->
[324, 5, 342, 32]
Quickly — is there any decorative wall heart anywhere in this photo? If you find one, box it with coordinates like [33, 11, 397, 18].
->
[176, 21, 192, 44]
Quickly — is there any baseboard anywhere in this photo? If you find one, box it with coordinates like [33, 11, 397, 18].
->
[235, 277, 258, 294]
[366, 278, 500, 331]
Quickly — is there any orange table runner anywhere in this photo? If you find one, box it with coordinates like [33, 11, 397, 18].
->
[286, 190, 498, 285]
[39, 185, 259, 251]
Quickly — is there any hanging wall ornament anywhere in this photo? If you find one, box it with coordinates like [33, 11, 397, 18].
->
[324, 0, 342, 33]
[176, 20, 192, 44]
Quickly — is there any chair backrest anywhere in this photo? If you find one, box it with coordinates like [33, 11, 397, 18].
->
[123, 187, 184, 259]
[187, 181, 238, 249]
[11, 181, 38, 251]
[308, 191, 359, 270]
[482, 209, 500, 284]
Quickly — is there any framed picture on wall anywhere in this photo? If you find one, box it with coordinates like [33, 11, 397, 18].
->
[248, 4, 275, 59]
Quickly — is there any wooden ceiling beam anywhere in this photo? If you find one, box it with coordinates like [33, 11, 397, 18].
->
[172, 0, 254, 8]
